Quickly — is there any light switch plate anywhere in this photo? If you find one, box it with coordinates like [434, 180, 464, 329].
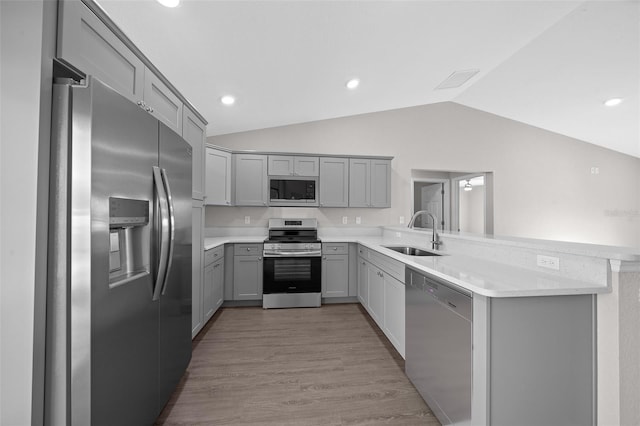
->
[244, 216, 250, 224]
[355, 216, 361, 225]
[342, 216, 348, 225]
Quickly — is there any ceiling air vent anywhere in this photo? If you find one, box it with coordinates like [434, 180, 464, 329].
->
[435, 69, 480, 90]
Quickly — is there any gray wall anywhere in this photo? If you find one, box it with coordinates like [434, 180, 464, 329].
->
[208, 102, 640, 248]
[1, 0, 54, 424]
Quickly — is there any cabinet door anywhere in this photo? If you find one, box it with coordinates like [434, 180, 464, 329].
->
[322, 254, 349, 298]
[233, 255, 263, 300]
[205, 148, 232, 205]
[212, 259, 224, 312]
[294, 156, 320, 177]
[371, 159, 391, 208]
[384, 275, 405, 357]
[319, 157, 349, 207]
[368, 265, 385, 327]
[203, 263, 215, 322]
[268, 155, 293, 175]
[183, 107, 206, 200]
[234, 154, 268, 206]
[143, 68, 183, 134]
[358, 258, 369, 306]
[191, 204, 204, 338]
[57, 0, 145, 103]
[349, 159, 371, 207]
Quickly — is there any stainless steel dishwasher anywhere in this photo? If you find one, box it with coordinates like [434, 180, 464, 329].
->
[405, 267, 472, 425]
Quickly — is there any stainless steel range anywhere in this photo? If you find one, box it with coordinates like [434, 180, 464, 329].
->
[263, 218, 322, 309]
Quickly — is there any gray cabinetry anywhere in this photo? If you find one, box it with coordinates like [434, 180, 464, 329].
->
[205, 147, 232, 205]
[268, 155, 319, 176]
[203, 246, 224, 323]
[182, 107, 206, 200]
[142, 67, 183, 134]
[234, 154, 268, 206]
[357, 256, 368, 306]
[349, 159, 370, 207]
[357, 245, 405, 357]
[57, 0, 203, 137]
[370, 159, 391, 207]
[57, 0, 145, 103]
[383, 273, 405, 357]
[319, 157, 349, 207]
[191, 202, 204, 338]
[349, 158, 391, 208]
[321, 243, 349, 298]
[233, 244, 263, 300]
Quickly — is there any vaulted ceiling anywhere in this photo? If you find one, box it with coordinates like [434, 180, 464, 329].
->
[96, 0, 639, 158]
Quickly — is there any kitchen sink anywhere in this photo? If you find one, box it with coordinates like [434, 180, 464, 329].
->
[383, 246, 442, 256]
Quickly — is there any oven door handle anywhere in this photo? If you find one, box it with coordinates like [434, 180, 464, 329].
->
[263, 251, 322, 258]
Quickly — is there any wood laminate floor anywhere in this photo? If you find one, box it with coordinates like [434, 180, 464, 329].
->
[157, 303, 439, 425]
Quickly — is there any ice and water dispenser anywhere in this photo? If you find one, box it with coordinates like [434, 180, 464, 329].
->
[108, 197, 150, 288]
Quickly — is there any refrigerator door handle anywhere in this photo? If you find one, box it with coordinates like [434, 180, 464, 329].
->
[153, 166, 170, 301]
[160, 168, 176, 296]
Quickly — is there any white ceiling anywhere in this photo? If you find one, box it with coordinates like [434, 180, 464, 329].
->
[95, 0, 639, 158]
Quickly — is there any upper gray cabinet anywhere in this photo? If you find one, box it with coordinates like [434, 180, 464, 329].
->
[234, 154, 268, 206]
[57, 0, 145, 102]
[268, 155, 319, 176]
[319, 157, 349, 207]
[57, 0, 202, 137]
[143, 68, 183, 134]
[182, 107, 206, 200]
[349, 158, 391, 208]
[204, 146, 232, 206]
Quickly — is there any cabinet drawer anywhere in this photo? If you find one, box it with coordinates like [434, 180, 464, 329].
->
[368, 249, 405, 283]
[323, 243, 348, 255]
[234, 244, 263, 256]
[205, 245, 224, 266]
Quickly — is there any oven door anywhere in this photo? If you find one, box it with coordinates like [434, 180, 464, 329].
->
[263, 255, 321, 294]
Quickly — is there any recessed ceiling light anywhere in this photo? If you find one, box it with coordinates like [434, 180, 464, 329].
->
[220, 95, 236, 106]
[346, 79, 360, 90]
[604, 98, 623, 107]
[156, 0, 180, 7]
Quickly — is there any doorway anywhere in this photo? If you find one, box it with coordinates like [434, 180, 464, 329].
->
[412, 179, 449, 230]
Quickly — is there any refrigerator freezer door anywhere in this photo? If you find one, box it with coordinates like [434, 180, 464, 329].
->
[158, 123, 193, 409]
[73, 78, 160, 426]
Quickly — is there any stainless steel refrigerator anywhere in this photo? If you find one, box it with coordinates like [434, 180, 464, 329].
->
[45, 77, 192, 425]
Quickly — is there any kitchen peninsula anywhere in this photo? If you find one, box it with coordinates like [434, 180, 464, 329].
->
[201, 224, 639, 426]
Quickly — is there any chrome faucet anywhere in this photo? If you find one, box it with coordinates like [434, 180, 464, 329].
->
[408, 210, 441, 250]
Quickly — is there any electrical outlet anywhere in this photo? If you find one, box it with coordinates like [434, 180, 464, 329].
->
[244, 216, 250, 225]
[399, 216, 405, 224]
[355, 216, 361, 225]
[590, 167, 599, 174]
[342, 216, 348, 225]
[537, 255, 560, 270]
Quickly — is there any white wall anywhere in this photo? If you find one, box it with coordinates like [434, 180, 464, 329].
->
[1, 1, 53, 424]
[208, 102, 640, 248]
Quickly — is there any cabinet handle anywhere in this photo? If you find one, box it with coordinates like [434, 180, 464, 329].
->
[333, 247, 338, 251]
[149, 108, 154, 113]
[247, 247, 251, 251]
[213, 264, 219, 268]
[323, 256, 326, 260]
[145, 106, 151, 112]
[258, 257, 262, 261]
[137, 100, 144, 106]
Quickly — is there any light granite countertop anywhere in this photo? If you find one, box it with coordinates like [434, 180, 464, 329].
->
[204, 234, 611, 298]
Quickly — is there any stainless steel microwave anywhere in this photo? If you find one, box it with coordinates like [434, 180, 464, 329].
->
[269, 176, 319, 206]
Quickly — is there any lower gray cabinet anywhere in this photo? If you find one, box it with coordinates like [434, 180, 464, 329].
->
[367, 264, 385, 325]
[233, 244, 263, 300]
[321, 243, 349, 297]
[357, 257, 368, 306]
[203, 245, 224, 325]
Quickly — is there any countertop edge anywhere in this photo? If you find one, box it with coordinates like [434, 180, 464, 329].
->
[203, 236, 611, 298]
